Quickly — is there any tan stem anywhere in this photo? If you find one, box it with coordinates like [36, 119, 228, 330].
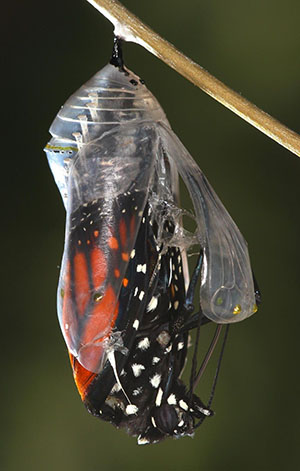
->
[86, 0, 300, 158]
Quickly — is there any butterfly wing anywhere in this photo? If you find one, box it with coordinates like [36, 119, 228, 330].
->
[58, 123, 158, 373]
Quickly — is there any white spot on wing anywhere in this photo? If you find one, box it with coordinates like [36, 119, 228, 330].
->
[168, 258, 173, 286]
[138, 337, 150, 350]
[147, 296, 158, 312]
[151, 416, 157, 428]
[150, 373, 161, 388]
[126, 404, 138, 415]
[152, 356, 160, 365]
[139, 290, 145, 301]
[133, 319, 139, 330]
[177, 341, 184, 351]
[137, 264, 147, 274]
[179, 399, 188, 411]
[131, 363, 145, 377]
[155, 388, 163, 407]
[167, 394, 177, 405]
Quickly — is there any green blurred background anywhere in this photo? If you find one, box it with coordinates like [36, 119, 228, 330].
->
[3, 0, 300, 470]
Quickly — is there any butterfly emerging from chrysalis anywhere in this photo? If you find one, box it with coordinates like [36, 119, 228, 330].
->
[44, 38, 260, 445]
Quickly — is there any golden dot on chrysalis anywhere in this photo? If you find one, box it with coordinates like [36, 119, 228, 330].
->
[233, 304, 241, 315]
[60, 288, 65, 298]
[253, 304, 258, 313]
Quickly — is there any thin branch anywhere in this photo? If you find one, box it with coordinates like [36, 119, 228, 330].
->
[86, 0, 300, 158]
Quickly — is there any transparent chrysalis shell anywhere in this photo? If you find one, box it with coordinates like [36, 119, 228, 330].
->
[45, 63, 257, 371]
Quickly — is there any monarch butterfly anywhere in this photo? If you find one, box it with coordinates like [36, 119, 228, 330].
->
[44, 38, 260, 444]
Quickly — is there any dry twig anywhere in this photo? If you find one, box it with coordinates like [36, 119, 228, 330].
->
[86, 0, 300, 157]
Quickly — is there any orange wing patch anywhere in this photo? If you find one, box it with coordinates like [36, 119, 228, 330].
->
[69, 353, 96, 400]
[108, 236, 119, 249]
[121, 252, 129, 261]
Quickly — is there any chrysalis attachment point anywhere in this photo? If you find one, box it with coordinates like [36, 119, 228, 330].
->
[110, 36, 125, 70]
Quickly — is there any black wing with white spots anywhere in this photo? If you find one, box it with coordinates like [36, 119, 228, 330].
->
[82, 202, 213, 444]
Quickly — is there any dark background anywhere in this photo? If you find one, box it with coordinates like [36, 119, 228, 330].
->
[2, 1, 300, 470]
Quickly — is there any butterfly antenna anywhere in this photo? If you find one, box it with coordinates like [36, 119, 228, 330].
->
[184, 251, 204, 399]
[184, 251, 203, 307]
[192, 324, 223, 392]
[188, 308, 204, 397]
[207, 325, 229, 408]
[252, 271, 262, 305]
[195, 325, 230, 428]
